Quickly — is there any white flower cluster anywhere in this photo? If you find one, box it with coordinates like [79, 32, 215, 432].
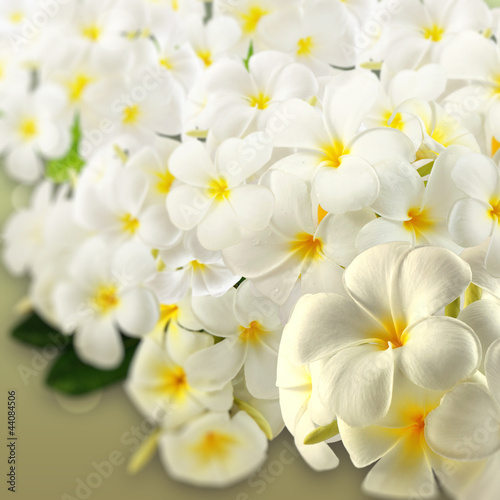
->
[3, 0, 500, 496]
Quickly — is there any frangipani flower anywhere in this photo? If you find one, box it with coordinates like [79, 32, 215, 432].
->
[53, 237, 159, 368]
[379, 0, 491, 71]
[159, 411, 268, 487]
[270, 70, 416, 214]
[258, 0, 349, 74]
[339, 371, 487, 499]
[223, 170, 373, 305]
[448, 152, 500, 277]
[0, 85, 71, 183]
[166, 133, 275, 250]
[203, 51, 318, 140]
[185, 281, 283, 400]
[151, 231, 241, 303]
[125, 327, 233, 430]
[281, 242, 481, 427]
[277, 351, 339, 471]
[356, 146, 466, 252]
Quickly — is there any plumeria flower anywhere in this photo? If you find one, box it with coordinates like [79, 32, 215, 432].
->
[277, 350, 339, 471]
[151, 231, 241, 303]
[223, 169, 374, 305]
[365, 63, 447, 135]
[74, 147, 181, 248]
[393, 98, 481, 157]
[448, 152, 500, 277]
[0, 85, 71, 183]
[186, 15, 242, 70]
[0, 43, 30, 103]
[184, 280, 283, 400]
[258, 1, 349, 74]
[166, 133, 275, 250]
[126, 327, 233, 430]
[203, 51, 318, 141]
[52, 237, 159, 368]
[379, 0, 491, 71]
[2, 181, 55, 276]
[270, 70, 416, 214]
[213, 0, 300, 49]
[159, 411, 268, 487]
[356, 146, 467, 252]
[281, 242, 481, 427]
[339, 371, 487, 499]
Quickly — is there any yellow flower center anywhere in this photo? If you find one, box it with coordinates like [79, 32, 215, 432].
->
[159, 303, 179, 326]
[423, 24, 444, 42]
[82, 25, 101, 41]
[192, 431, 238, 464]
[320, 140, 349, 168]
[171, 0, 179, 10]
[492, 136, 500, 156]
[155, 170, 175, 194]
[403, 207, 435, 238]
[297, 37, 314, 56]
[248, 92, 271, 110]
[123, 105, 140, 124]
[18, 118, 38, 140]
[9, 12, 24, 24]
[207, 177, 230, 202]
[196, 50, 213, 68]
[489, 199, 500, 222]
[190, 260, 207, 272]
[239, 321, 265, 343]
[93, 285, 120, 314]
[68, 74, 93, 102]
[120, 213, 140, 234]
[159, 58, 173, 70]
[290, 233, 324, 261]
[374, 318, 408, 349]
[159, 365, 189, 399]
[317, 205, 328, 224]
[384, 110, 405, 131]
[240, 5, 269, 34]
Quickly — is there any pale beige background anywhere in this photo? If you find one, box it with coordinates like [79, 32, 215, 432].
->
[0, 169, 447, 500]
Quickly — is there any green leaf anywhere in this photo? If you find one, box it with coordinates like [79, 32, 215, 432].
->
[11, 313, 69, 348]
[444, 296, 461, 319]
[234, 398, 273, 440]
[243, 41, 254, 71]
[303, 420, 339, 445]
[46, 337, 140, 395]
[46, 116, 85, 183]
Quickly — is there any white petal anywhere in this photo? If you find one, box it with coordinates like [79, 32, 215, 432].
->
[449, 198, 495, 248]
[318, 344, 394, 427]
[281, 293, 379, 366]
[111, 241, 156, 286]
[391, 245, 472, 327]
[166, 185, 211, 231]
[425, 383, 500, 461]
[244, 341, 279, 399]
[139, 204, 182, 249]
[116, 288, 159, 336]
[452, 153, 499, 202]
[486, 226, 500, 278]
[356, 218, 415, 253]
[229, 185, 274, 232]
[343, 241, 411, 325]
[184, 339, 246, 392]
[197, 200, 241, 251]
[397, 316, 481, 391]
[168, 140, 216, 187]
[74, 318, 124, 369]
[486, 339, 500, 408]
[314, 156, 379, 214]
